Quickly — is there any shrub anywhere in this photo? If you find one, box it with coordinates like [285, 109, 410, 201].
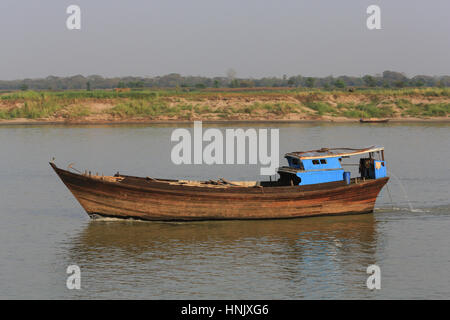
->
[305, 102, 335, 115]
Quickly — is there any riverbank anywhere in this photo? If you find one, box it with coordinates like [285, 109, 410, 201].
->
[1, 118, 449, 126]
[1, 88, 448, 124]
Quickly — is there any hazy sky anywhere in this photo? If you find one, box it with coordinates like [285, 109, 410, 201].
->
[0, 0, 449, 80]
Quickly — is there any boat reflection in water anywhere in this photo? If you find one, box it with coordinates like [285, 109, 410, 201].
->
[66, 214, 379, 299]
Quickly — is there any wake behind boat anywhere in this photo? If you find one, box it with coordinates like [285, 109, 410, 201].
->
[50, 146, 389, 221]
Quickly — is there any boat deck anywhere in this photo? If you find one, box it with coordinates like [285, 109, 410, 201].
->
[86, 171, 372, 192]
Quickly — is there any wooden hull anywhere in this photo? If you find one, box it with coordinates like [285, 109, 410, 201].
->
[50, 163, 389, 221]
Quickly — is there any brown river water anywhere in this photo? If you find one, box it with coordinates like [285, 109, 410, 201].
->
[0, 122, 449, 299]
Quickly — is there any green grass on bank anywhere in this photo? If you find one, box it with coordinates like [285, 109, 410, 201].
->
[0, 88, 449, 120]
[0, 90, 161, 101]
[1, 87, 449, 100]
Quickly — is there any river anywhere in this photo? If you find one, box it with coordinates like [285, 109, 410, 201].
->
[0, 122, 449, 299]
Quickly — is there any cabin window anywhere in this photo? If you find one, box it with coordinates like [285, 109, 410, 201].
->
[292, 159, 299, 165]
[312, 160, 320, 165]
[320, 159, 327, 164]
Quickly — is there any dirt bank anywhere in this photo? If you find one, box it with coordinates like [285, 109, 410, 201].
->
[0, 89, 448, 124]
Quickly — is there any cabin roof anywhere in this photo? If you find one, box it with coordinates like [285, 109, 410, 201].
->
[285, 146, 384, 160]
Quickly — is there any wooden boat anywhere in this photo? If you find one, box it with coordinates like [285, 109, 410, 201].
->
[50, 146, 389, 221]
[359, 119, 389, 123]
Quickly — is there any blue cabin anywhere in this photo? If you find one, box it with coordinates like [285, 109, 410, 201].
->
[278, 147, 386, 186]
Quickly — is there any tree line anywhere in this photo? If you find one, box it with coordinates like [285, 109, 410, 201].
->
[1, 71, 448, 91]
